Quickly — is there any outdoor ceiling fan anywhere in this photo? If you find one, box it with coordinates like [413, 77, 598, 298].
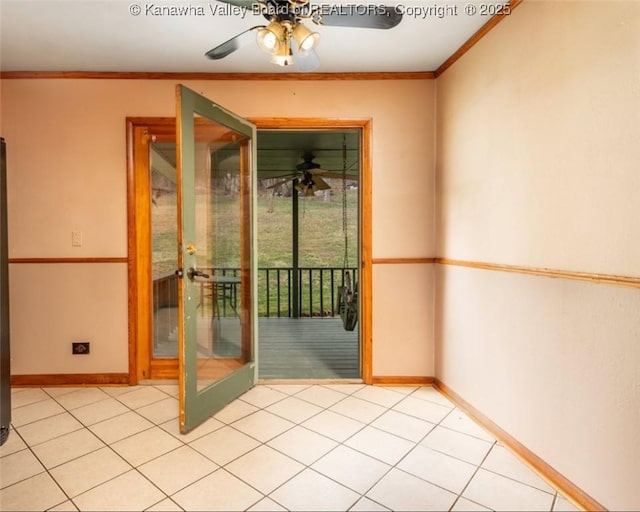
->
[205, 0, 403, 71]
[267, 153, 358, 196]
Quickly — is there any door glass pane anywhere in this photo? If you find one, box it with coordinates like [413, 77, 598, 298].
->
[151, 142, 178, 358]
[189, 114, 253, 394]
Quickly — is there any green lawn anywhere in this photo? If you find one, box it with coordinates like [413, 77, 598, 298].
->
[152, 189, 358, 273]
[152, 187, 359, 316]
[257, 189, 359, 268]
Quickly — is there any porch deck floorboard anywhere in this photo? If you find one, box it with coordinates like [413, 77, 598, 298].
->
[257, 317, 359, 380]
[153, 310, 359, 379]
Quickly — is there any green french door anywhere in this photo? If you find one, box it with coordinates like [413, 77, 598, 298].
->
[176, 85, 257, 433]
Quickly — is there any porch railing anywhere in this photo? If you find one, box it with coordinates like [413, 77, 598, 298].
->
[258, 267, 359, 318]
[153, 266, 358, 318]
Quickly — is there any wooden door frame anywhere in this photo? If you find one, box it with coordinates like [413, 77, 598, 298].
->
[126, 116, 373, 384]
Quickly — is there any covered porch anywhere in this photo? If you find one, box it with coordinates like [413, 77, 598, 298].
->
[154, 316, 359, 380]
[152, 267, 360, 379]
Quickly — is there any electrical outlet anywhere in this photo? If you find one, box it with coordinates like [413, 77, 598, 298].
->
[72, 342, 90, 355]
[71, 231, 82, 247]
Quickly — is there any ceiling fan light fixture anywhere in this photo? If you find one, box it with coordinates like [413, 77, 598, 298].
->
[295, 175, 318, 196]
[292, 22, 319, 54]
[270, 40, 294, 66]
[296, 183, 317, 196]
[256, 21, 284, 54]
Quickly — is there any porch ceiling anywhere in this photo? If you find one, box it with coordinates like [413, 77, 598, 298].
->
[152, 129, 360, 180]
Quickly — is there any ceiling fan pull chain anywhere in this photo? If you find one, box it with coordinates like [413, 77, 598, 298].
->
[302, 185, 307, 217]
[342, 134, 349, 269]
[338, 133, 358, 332]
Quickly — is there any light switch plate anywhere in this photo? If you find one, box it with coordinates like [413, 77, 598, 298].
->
[72, 231, 82, 247]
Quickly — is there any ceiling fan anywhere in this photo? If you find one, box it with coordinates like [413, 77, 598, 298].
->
[205, 0, 403, 71]
[266, 153, 358, 196]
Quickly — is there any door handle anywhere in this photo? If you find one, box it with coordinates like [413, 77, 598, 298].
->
[187, 267, 210, 280]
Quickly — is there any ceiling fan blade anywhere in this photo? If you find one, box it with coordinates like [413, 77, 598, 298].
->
[265, 171, 300, 180]
[316, 5, 402, 29]
[292, 46, 320, 72]
[215, 0, 257, 8]
[313, 176, 331, 190]
[312, 170, 359, 181]
[266, 178, 295, 189]
[205, 26, 261, 60]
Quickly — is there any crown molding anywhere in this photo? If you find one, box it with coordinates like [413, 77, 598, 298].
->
[0, 71, 434, 80]
[435, 0, 525, 77]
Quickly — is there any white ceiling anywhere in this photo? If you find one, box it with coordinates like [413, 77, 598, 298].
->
[0, 0, 497, 73]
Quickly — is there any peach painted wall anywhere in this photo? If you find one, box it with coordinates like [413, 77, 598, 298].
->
[9, 264, 129, 374]
[0, 78, 435, 377]
[435, 1, 640, 509]
[373, 263, 434, 376]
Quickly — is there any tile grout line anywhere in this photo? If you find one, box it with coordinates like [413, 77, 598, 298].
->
[6, 383, 565, 512]
[9, 385, 302, 511]
[170, 431, 293, 509]
[281, 385, 459, 509]
[10, 387, 404, 485]
[231, 384, 378, 510]
[134, 384, 313, 509]
[229, 385, 359, 505]
[357, 398, 465, 507]
[91, 384, 215, 508]
[41, 385, 183, 510]
[7, 389, 115, 497]
[251, 384, 438, 510]
[2, 418, 74, 511]
[59, 383, 219, 511]
[327, 389, 511, 509]
[447, 437, 498, 512]
[445, 398, 559, 509]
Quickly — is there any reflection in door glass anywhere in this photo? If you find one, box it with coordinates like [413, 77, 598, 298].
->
[187, 114, 253, 393]
[151, 142, 179, 358]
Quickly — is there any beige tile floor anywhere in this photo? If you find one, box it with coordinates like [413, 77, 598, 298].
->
[1, 383, 580, 512]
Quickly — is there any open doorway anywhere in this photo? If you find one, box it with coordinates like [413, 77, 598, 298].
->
[128, 117, 372, 384]
[255, 130, 360, 379]
[146, 130, 361, 378]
